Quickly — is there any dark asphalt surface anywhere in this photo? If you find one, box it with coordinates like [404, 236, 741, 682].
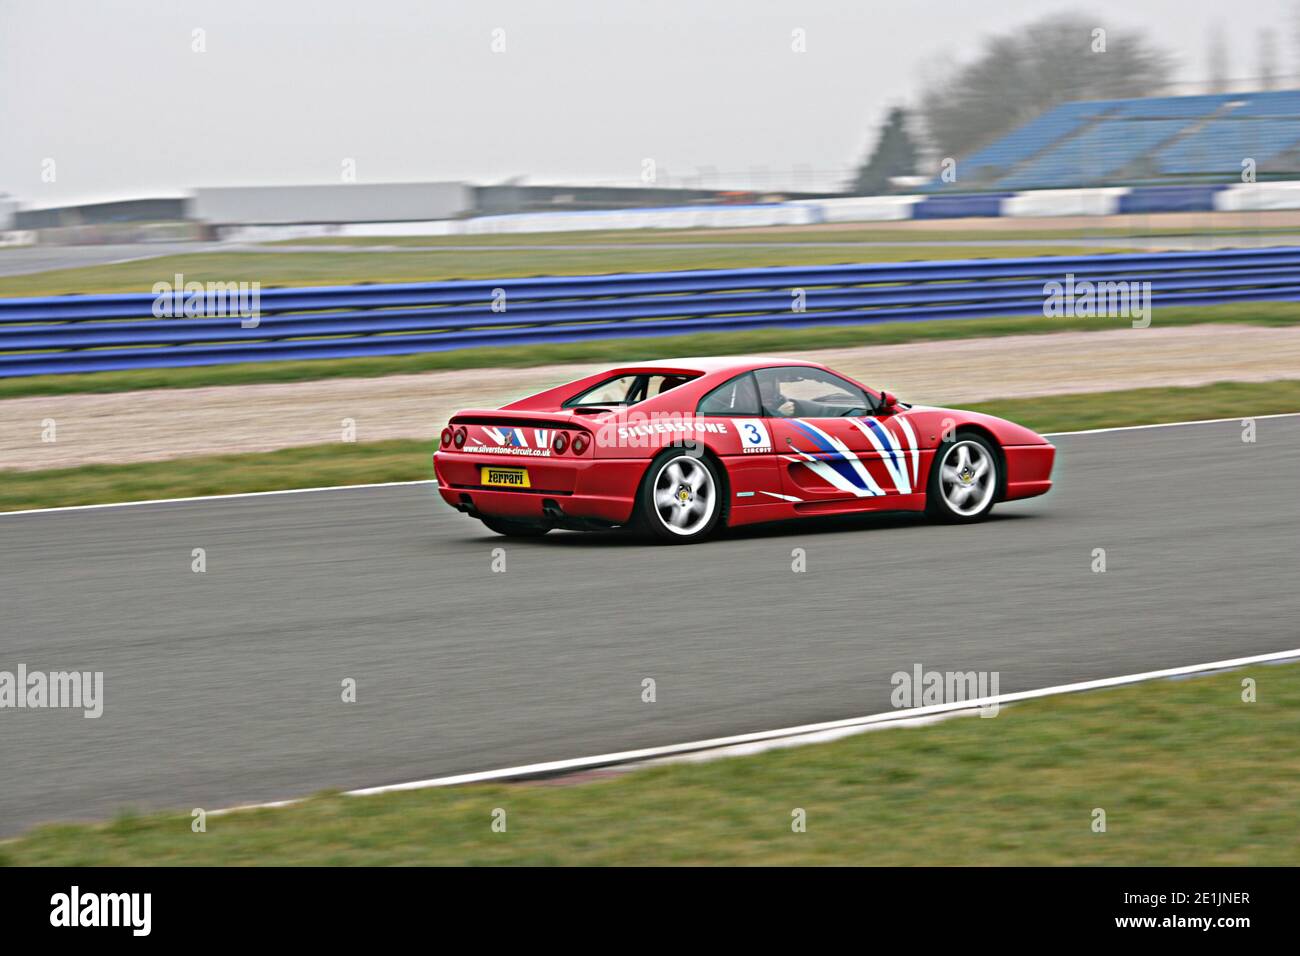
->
[2, 417, 1298, 836]
[0, 243, 228, 278]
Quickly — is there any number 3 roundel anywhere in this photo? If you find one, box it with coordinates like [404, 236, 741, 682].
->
[733, 418, 772, 452]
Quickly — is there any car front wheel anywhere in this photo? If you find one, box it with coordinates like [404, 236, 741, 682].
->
[926, 433, 1000, 522]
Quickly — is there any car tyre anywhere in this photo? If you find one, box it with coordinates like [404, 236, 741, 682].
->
[635, 448, 724, 544]
[926, 432, 1000, 523]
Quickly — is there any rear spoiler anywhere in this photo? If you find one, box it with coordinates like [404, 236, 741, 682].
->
[448, 409, 599, 430]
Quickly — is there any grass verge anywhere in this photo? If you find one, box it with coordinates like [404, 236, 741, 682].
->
[3, 303, 1300, 400]
[3, 379, 1298, 514]
[5, 660, 1297, 864]
[0, 440, 433, 513]
[0, 243, 1110, 298]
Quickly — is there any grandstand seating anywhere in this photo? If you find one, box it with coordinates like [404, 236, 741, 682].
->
[1158, 119, 1300, 174]
[955, 101, 1101, 184]
[1007, 119, 1186, 188]
[930, 90, 1300, 191]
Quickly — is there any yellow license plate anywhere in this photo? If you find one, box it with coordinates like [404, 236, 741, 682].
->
[480, 466, 530, 488]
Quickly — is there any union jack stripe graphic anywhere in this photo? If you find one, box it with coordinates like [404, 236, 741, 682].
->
[786, 416, 919, 496]
[484, 426, 527, 448]
[787, 419, 884, 497]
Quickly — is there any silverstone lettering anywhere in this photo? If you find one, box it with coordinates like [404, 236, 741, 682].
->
[469, 426, 558, 456]
[470, 442, 551, 457]
[616, 421, 729, 440]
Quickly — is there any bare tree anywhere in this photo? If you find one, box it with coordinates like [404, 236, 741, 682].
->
[920, 13, 1174, 161]
[1207, 26, 1229, 93]
[1258, 29, 1278, 90]
[1292, 2, 1300, 73]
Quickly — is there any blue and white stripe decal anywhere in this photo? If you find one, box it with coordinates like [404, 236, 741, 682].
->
[852, 418, 912, 495]
[895, 415, 921, 487]
[786, 415, 920, 497]
[787, 419, 884, 497]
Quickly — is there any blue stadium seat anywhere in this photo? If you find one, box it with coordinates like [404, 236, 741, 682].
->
[998, 119, 1187, 188]
[1108, 93, 1240, 117]
[952, 101, 1109, 185]
[1157, 119, 1300, 174]
[1225, 91, 1300, 116]
[923, 89, 1300, 190]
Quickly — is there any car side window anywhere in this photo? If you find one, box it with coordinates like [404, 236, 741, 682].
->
[643, 374, 691, 399]
[565, 372, 700, 407]
[566, 374, 637, 406]
[697, 373, 762, 416]
[753, 367, 874, 418]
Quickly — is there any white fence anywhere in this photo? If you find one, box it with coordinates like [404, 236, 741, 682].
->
[209, 182, 1300, 244]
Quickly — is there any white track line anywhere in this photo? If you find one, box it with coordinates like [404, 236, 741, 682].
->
[5, 412, 1299, 518]
[207, 648, 1298, 817]
[1044, 410, 1300, 437]
[346, 648, 1300, 794]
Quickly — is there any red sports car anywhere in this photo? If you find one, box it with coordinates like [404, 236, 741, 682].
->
[434, 358, 1055, 543]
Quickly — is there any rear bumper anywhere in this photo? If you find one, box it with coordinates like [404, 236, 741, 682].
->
[1002, 443, 1055, 501]
[433, 451, 645, 525]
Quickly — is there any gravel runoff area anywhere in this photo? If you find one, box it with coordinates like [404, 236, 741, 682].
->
[3, 323, 1300, 471]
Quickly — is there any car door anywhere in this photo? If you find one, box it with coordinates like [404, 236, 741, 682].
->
[694, 371, 783, 510]
[756, 366, 921, 506]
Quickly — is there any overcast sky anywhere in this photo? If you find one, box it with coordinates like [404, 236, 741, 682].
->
[1, 0, 1291, 206]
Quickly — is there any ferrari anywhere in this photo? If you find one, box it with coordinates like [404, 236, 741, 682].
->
[433, 357, 1055, 543]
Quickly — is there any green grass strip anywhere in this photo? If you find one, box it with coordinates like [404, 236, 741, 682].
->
[0, 243, 1108, 297]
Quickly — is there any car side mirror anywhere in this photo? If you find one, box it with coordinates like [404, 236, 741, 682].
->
[878, 391, 899, 413]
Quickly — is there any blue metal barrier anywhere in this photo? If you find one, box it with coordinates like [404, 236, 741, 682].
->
[2, 247, 1298, 377]
[912, 193, 1015, 219]
[1118, 184, 1227, 214]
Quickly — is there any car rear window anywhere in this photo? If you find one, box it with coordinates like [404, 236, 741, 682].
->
[563, 372, 697, 407]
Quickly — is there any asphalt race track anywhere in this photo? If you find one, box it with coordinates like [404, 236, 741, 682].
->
[2, 417, 1298, 836]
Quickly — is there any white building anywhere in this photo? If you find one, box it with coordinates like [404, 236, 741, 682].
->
[191, 182, 471, 225]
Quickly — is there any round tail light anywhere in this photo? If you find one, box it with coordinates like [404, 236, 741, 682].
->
[453, 427, 467, 449]
[571, 433, 589, 454]
[552, 431, 569, 454]
[440, 426, 454, 447]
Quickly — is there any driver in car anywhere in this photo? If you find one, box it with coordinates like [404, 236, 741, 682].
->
[758, 376, 797, 417]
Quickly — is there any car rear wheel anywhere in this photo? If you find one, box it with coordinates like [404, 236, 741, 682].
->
[636, 450, 723, 544]
[926, 433, 999, 522]
[479, 515, 552, 538]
